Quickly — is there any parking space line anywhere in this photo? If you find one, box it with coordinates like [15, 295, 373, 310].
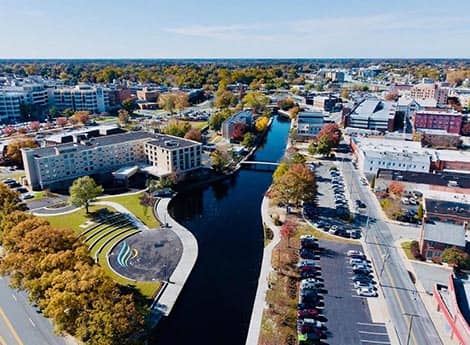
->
[357, 322, 386, 326]
[360, 340, 390, 344]
[359, 331, 388, 336]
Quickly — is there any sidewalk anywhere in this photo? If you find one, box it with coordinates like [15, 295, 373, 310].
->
[245, 196, 281, 345]
[151, 197, 198, 317]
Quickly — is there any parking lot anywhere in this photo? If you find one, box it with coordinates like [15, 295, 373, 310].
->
[318, 240, 390, 345]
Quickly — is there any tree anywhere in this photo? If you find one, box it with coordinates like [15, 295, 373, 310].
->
[316, 135, 334, 156]
[165, 120, 191, 137]
[242, 91, 269, 113]
[232, 123, 248, 141]
[68, 177, 103, 214]
[122, 98, 137, 114]
[442, 247, 470, 269]
[29, 121, 41, 131]
[389, 181, 405, 197]
[289, 106, 300, 119]
[278, 97, 295, 111]
[56, 117, 68, 127]
[72, 111, 90, 124]
[273, 162, 289, 182]
[384, 92, 399, 101]
[48, 106, 60, 119]
[319, 123, 341, 147]
[416, 203, 424, 221]
[214, 89, 236, 109]
[184, 128, 202, 142]
[307, 142, 317, 155]
[270, 163, 316, 207]
[209, 109, 232, 130]
[2, 126, 15, 136]
[290, 153, 306, 165]
[6, 138, 38, 166]
[255, 116, 270, 132]
[62, 108, 74, 118]
[340, 88, 350, 99]
[158, 92, 188, 114]
[210, 150, 230, 172]
[117, 109, 130, 125]
[242, 132, 255, 147]
[281, 221, 297, 248]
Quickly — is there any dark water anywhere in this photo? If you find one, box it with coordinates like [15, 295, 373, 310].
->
[152, 116, 290, 345]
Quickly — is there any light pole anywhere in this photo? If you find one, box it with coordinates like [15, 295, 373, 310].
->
[404, 313, 420, 345]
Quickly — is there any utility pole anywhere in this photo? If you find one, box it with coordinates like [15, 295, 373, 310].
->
[404, 313, 420, 345]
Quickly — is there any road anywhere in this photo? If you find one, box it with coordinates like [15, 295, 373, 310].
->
[337, 149, 442, 345]
[0, 276, 68, 345]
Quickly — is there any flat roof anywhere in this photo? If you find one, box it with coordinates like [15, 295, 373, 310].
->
[146, 134, 199, 149]
[423, 221, 466, 247]
[377, 169, 470, 189]
[425, 198, 470, 220]
[434, 150, 470, 164]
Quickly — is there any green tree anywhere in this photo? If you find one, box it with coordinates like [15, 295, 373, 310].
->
[117, 109, 130, 125]
[209, 109, 232, 130]
[273, 162, 289, 182]
[165, 120, 191, 137]
[442, 247, 470, 269]
[242, 132, 255, 147]
[316, 135, 334, 156]
[290, 152, 306, 164]
[122, 98, 137, 114]
[416, 203, 424, 221]
[69, 177, 103, 214]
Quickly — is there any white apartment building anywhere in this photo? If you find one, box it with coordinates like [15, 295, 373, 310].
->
[410, 82, 449, 105]
[22, 131, 202, 190]
[351, 137, 432, 175]
[0, 85, 48, 123]
[296, 111, 325, 136]
[53, 85, 110, 113]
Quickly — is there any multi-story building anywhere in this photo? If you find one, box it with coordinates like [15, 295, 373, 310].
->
[0, 85, 49, 123]
[313, 95, 340, 112]
[21, 131, 202, 191]
[419, 220, 466, 261]
[221, 110, 253, 140]
[351, 137, 432, 174]
[345, 98, 396, 131]
[411, 82, 449, 105]
[136, 87, 159, 102]
[296, 111, 325, 137]
[325, 71, 345, 83]
[413, 110, 463, 134]
[52, 85, 110, 113]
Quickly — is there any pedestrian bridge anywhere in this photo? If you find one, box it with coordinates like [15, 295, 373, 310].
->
[239, 161, 280, 172]
[240, 161, 280, 166]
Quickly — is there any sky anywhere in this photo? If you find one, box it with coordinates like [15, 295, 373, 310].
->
[1, 0, 470, 58]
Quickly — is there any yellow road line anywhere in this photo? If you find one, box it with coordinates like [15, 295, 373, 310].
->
[0, 307, 24, 345]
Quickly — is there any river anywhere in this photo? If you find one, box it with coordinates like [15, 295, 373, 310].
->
[151, 115, 291, 345]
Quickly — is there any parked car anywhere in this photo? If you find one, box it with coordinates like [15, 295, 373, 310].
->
[401, 197, 410, 205]
[356, 287, 377, 297]
[301, 278, 322, 289]
[297, 308, 320, 319]
[352, 275, 373, 284]
[297, 259, 316, 268]
[20, 193, 34, 200]
[349, 258, 367, 266]
[354, 281, 374, 289]
[300, 248, 316, 260]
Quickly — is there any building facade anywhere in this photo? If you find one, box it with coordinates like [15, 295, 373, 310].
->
[53, 85, 110, 113]
[413, 111, 463, 135]
[296, 111, 324, 136]
[346, 99, 396, 131]
[411, 82, 449, 105]
[0, 85, 48, 123]
[221, 110, 253, 140]
[22, 131, 202, 190]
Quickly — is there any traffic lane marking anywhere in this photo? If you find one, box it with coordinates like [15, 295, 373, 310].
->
[0, 306, 24, 345]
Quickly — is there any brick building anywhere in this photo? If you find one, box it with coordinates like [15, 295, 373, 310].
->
[413, 110, 463, 135]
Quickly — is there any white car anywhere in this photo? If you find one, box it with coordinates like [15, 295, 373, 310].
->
[356, 287, 377, 297]
[20, 193, 34, 200]
[301, 278, 322, 289]
[353, 264, 370, 271]
[297, 259, 316, 268]
[349, 258, 367, 266]
[354, 281, 374, 289]
[347, 250, 364, 257]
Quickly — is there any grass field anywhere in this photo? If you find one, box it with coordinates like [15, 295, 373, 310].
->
[401, 241, 414, 260]
[43, 205, 115, 234]
[187, 120, 208, 130]
[101, 192, 160, 228]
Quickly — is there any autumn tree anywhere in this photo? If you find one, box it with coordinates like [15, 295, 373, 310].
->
[389, 181, 405, 197]
[232, 122, 249, 141]
[214, 89, 237, 109]
[242, 91, 269, 113]
[165, 120, 191, 137]
[158, 92, 188, 114]
[6, 138, 38, 166]
[184, 128, 202, 142]
[29, 121, 41, 131]
[56, 117, 68, 127]
[210, 149, 230, 172]
[72, 111, 90, 124]
[255, 116, 270, 132]
[289, 106, 300, 119]
[2, 125, 15, 136]
[270, 164, 316, 207]
[209, 109, 232, 130]
[117, 109, 130, 125]
[273, 162, 289, 182]
[281, 221, 297, 248]
[69, 176, 103, 214]
[341, 88, 350, 99]
[318, 123, 341, 147]
[278, 97, 295, 110]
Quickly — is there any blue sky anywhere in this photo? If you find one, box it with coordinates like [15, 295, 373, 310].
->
[1, 0, 469, 58]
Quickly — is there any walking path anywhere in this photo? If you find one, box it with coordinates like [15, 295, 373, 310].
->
[151, 197, 198, 317]
[245, 196, 281, 345]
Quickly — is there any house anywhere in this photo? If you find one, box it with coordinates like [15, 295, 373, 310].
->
[221, 110, 253, 140]
[419, 220, 466, 261]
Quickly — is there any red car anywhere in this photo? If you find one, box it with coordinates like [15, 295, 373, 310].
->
[297, 308, 320, 319]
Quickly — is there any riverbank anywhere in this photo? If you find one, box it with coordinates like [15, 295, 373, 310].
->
[150, 196, 198, 323]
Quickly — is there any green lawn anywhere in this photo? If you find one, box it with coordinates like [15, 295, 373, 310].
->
[101, 192, 160, 228]
[187, 120, 208, 130]
[42, 205, 115, 234]
[298, 224, 358, 244]
[401, 241, 414, 260]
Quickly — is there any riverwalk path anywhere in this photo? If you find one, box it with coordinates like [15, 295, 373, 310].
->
[151, 197, 198, 317]
[245, 195, 281, 345]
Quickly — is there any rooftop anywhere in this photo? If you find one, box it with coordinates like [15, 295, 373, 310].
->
[453, 275, 470, 326]
[351, 98, 395, 120]
[425, 198, 470, 220]
[434, 150, 470, 164]
[423, 220, 466, 247]
[377, 169, 470, 189]
[146, 134, 199, 149]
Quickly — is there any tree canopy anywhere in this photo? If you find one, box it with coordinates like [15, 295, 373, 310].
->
[69, 177, 104, 214]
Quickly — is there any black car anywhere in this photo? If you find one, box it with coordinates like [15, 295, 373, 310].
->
[352, 275, 373, 283]
[300, 248, 316, 259]
[353, 268, 372, 276]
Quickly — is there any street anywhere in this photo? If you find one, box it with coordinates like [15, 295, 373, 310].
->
[0, 276, 68, 345]
[337, 148, 442, 345]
